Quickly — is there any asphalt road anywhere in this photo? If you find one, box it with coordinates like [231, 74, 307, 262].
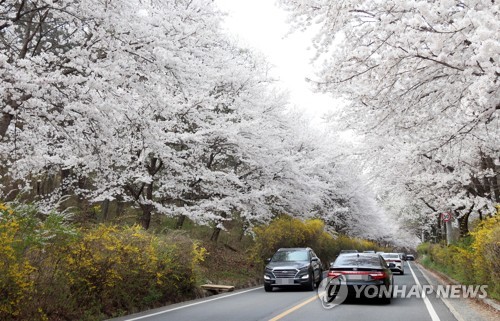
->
[108, 261, 458, 321]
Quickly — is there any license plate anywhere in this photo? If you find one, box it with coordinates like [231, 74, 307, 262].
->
[347, 275, 366, 280]
[276, 278, 295, 285]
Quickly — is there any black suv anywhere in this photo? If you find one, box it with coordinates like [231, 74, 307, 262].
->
[264, 247, 323, 292]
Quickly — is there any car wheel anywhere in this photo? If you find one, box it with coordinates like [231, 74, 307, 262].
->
[381, 286, 392, 304]
[315, 269, 323, 287]
[264, 283, 272, 292]
[400, 269, 404, 275]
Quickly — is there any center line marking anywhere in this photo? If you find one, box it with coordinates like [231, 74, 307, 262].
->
[268, 295, 318, 321]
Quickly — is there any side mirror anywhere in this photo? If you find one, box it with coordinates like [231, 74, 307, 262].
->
[265, 258, 271, 264]
[311, 257, 319, 262]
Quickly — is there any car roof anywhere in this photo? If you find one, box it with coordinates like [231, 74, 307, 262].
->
[277, 247, 310, 251]
[333, 253, 380, 261]
[331, 253, 383, 267]
[337, 253, 378, 257]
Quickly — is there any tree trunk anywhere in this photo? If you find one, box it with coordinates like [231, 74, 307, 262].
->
[59, 168, 73, 211]
[458, 214, 469, 237]
[60, 168, 72, 196]
[140, 207, 152, 230]
[101, 199, 110, 222]
[210, 226, 221, 242]
[176, 215, 186, 229]
[210, 213, 227, 242]
[138, 157, 163, 229]
[115, 199, 124, 217]
[239, 225, 247, 242]
[482, 155, 500, 203]
[436, 212, 444, 241]
[456, 205, 474, 237]
[0, 112, 13, 139]
[140, 182, 154, 230]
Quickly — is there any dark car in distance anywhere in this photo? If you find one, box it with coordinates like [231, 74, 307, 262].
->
[327, 253, 394, 303]
[264, 247, 323, 292]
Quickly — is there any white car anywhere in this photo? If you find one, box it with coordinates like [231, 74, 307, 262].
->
[381, 253, 404, 275]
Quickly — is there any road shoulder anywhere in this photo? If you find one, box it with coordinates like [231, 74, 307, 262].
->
[415, 262, 499, 321]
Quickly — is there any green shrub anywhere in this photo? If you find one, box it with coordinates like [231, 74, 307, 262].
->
[417, 242, 431, 256]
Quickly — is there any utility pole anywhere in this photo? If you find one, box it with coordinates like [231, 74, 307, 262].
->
[446, 219, 453, 245]
[441, 212, 453, 245]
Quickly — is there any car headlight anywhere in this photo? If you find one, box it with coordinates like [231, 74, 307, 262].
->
[298, 265, 309, 272]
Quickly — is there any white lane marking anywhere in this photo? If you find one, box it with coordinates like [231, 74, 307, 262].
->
[123, 286, 263, 321]
[408, 262, 441, 321]
[416, 264, 466, 321]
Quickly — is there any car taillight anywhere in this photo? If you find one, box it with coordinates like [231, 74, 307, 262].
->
[395, 260, 401, 263]
[368, 272, 387, 280]
[327, 271, 342, 278]
[328, 270, 386, 279]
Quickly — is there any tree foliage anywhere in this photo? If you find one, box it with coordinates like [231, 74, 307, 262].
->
[0, 0, 407, 243]
[279, 0, 499, 238]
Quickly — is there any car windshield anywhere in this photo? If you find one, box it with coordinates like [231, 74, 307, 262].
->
[271, 250, 309, 262]
[333, 255, 382, 268]
[381, 253, 399, 259]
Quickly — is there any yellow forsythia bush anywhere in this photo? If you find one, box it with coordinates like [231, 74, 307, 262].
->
[0, 202, 206, 321]
[65, 224, 203, 317]
[470, 215, 500, 299]
[418, 215, 500, 300]
[0, 203, 37, 319]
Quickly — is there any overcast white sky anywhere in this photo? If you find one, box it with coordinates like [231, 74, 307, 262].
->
[215, 0, 337, 126]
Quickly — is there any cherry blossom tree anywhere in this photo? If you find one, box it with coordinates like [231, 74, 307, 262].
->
[0, 0, 416, 247]
[0, 0, 361, 235]
[279, 0, 499, 238]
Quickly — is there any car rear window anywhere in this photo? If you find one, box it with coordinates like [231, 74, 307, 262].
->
[333, 255, 382, 268]
[381, 253, 399, 259]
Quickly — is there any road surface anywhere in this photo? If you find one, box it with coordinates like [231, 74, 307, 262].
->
[108, 261, 458, 321]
